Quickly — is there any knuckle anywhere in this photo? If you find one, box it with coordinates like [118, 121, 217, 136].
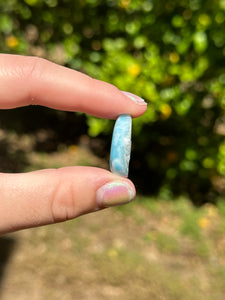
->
[23, 56, 48, 104]
[0, 55, 45, 80]
[50, 170, 76, 223]
[24, 56, 47, 81]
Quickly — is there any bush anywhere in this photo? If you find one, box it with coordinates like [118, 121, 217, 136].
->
[0, 0, 224, 203]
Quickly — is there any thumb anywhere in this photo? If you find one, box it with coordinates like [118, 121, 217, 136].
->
[0, 167, 135, 234]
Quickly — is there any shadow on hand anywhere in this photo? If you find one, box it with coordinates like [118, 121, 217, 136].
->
[0, 236, 16, 293]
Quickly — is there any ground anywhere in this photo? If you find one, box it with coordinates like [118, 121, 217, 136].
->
[1, 199, 225, 300]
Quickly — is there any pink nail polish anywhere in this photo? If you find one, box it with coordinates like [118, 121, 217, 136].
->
[96, 181, 135, 207]
[122, 91, 147, 105]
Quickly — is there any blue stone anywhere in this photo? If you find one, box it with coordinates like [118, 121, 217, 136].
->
[110, 114, 132, 177]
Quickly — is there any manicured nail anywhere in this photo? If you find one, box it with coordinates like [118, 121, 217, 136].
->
[96, 181, 135, 207]
[122, 91, 147, 105]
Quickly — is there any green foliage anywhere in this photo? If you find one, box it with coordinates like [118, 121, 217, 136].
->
[0, 0, 224, 202]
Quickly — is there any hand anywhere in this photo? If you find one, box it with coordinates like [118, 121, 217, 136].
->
[0, 54, 147, 235]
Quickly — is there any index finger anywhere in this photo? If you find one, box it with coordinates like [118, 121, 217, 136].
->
[0, 54, 147, 119]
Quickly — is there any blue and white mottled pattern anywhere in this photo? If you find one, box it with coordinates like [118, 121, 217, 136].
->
[110, 114, 132, 177]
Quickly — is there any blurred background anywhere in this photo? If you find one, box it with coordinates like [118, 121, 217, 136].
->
[0, 0, 225, 299]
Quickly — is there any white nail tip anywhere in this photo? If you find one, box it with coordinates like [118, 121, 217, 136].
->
[122, 91, 147, 105]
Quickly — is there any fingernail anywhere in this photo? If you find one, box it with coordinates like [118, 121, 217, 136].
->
[122, 91, 147, 105]
[96, 181, 135, 208]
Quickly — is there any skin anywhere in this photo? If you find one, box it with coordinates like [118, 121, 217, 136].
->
[0, 54, 147, 235]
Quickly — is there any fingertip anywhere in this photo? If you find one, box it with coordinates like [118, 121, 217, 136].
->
[83, 78, 147, 119]
[96, 178, 136, 208]
[120, 91, 148, 119]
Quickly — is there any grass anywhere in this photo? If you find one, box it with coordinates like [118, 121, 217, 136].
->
[2, 198, 225, 300]
[1, 131, 225, 299]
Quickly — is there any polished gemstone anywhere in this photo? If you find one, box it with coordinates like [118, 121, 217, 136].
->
[110, 114, 132, 177]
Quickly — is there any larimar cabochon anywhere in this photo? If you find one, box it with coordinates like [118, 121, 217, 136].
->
[110, 114, 132, 177]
